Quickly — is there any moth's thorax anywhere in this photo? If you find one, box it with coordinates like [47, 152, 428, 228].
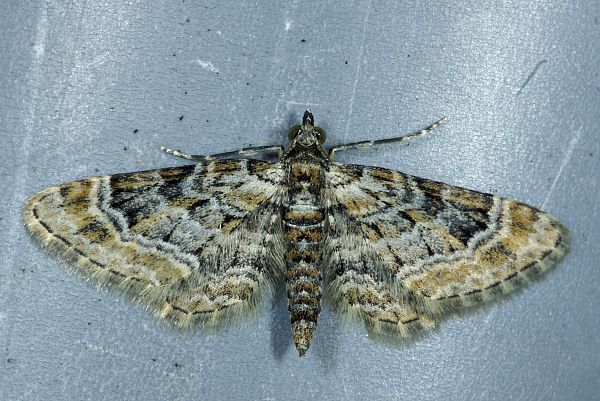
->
[294, 131, 321, 147]
[282, 143, 328, 162]
[283, 123, 328, 162]
[282, 157, 327, 356]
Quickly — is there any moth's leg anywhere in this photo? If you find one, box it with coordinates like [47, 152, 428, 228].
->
[328, 116, 448, 160]
[160, 145, 285, 161]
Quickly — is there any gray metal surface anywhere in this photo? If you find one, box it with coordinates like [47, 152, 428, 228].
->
[1, 1, 598, 400]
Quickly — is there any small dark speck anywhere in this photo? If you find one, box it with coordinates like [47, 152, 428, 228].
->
[94, 168, 100, 172]
[184, 91, 188, 95]
[186, 18, 190, 23]
[123, 146, 128, 151]
[207, 28, 211, 32]
[178, 115, 184, 121]
[246, 82, 250, 85]
[344, 60, 348, 64]
[109, 107, 115, 111]
[174, 362, 182, 368]
[87, 322, 91, 325]
[7, 358, 14, 363]
[589, 152, 594, 157]
[300, 39, 306, 43]
[133, 129, 139, 133]
[407, 54, 410, 57]
[206, 119, 209, 123]
[173, 53, 176, 57]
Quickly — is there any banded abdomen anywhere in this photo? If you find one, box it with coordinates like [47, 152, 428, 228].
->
[283, 160, 326, 356]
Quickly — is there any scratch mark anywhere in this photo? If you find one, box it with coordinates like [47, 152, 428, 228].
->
[194, 60, 219, 73]
[343, 0, 372, 140]
[516, 60, 548, 97]
[541, 125, 583, 209]
[88, 51, 111, 69]
[33, 11, 48, 59]
[277, 100, 321, 107]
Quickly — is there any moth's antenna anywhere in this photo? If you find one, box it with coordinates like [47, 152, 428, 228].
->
[328, 116, 448, 160]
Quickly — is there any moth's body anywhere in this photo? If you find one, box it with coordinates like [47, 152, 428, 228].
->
[280, 117, 329, 355]
[23, 109, 569, 357]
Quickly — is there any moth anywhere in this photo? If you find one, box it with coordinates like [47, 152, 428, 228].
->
[23, 110, 569, 356]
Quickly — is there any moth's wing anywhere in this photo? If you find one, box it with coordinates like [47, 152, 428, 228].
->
[323, 207, 435, 340]
[23, 159, 286, 328]
[326, 163, 569, 318]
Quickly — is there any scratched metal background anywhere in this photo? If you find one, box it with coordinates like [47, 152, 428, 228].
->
[1, 1, 598, 400]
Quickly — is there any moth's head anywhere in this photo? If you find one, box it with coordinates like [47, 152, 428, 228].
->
[288, 109, 327, 149]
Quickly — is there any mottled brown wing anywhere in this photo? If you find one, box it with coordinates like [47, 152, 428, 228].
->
[23, 159, 286, 328]
[326, 162, 569, 318]
[323, 207, 435, 339]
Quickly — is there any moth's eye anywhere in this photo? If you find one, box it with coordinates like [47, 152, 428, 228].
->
[288, 125, 302, 141]
[314, 127, 327, 144]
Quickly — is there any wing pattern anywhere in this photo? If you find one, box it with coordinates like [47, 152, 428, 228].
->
[323, 206, 435, 339]
[325, 163, 569, 329]
[23, 159, 286, 327]
[23, 136, 570, 347]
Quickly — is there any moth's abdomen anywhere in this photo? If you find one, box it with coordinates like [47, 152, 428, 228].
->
[283, 161, 326, 356]
[285, 230, 323, 356]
